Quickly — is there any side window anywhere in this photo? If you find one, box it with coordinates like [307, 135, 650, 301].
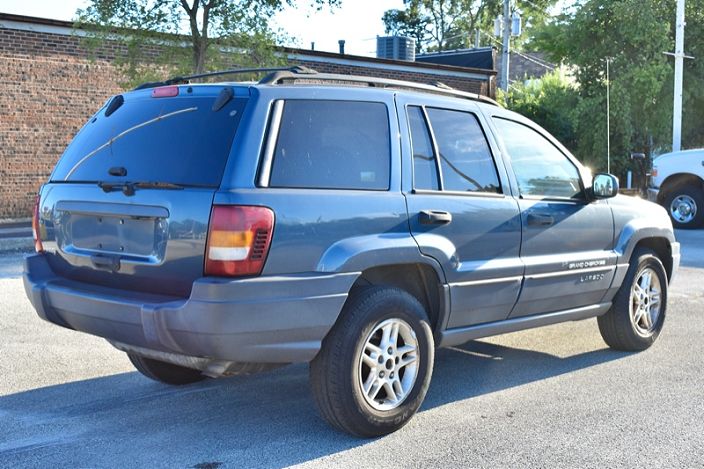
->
[493, 118, 582, 199]
[426, 108, 501, 193]
[408, 106, 439, 190]
[269, 100, 390, 190]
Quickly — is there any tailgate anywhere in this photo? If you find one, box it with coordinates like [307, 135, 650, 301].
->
[35, 84, 249, 297]
[39, 184, 215, 297]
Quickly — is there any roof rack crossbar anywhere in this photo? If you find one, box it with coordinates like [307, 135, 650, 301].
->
[258, 71, 498, 106]
[133, 65, 318, 90]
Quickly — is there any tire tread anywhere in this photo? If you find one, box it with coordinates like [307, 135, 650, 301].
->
[128, 353, 206, 385]
[310, 286, 433, 437]
[598, 247, 667, 351]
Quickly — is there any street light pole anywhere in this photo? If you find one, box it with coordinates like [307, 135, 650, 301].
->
[500, 0, 510, 91]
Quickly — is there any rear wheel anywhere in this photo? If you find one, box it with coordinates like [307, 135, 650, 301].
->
[663, 184, 704, 228]
[310, 286, 434, 437]
[128, 353, 206, 385]
[598, 248, 668, 351]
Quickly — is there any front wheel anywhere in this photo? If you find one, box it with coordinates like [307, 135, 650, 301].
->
[310, 287, 434, 437]
[663, 184, 704, 229]
[598, 248, 668, 351]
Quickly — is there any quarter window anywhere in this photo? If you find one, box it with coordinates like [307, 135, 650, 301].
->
[493, 118, 582, 199]
[408, 106, 439, 190]
[269, 100, 390, 190]
[425, 108, 501, 193]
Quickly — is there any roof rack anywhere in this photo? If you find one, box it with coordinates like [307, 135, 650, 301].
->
[133, 64, 498, 106]
[132, 65, 317, 90]
[259, 68, 499, 106]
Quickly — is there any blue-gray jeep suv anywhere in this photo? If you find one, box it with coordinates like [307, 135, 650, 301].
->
[24, 67, 680, 437]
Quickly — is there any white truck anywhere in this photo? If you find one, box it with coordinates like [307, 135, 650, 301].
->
[649, 149, 704, 229]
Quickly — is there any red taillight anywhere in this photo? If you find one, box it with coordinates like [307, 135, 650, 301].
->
[151, 85, 179, 98]
[32, 194, 44, 253]
[204, 205, 275, 277]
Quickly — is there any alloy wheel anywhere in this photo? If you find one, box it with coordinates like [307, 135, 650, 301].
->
[629, 266, 662, 337]
[357, 318, 419, 411]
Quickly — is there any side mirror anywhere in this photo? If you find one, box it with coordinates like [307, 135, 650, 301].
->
[592, 173, 619, 199]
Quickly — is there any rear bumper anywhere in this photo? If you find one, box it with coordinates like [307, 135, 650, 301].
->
[23, 253, 358, 365]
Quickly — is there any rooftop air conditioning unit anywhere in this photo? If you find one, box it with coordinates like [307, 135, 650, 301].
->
[376, 36, 416, 62]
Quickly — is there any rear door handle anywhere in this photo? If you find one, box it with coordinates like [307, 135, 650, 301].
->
[419, 210, 452, 225]
[527, 213, 555, 226]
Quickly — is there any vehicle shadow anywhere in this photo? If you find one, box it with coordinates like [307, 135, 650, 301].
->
[0, 340, 631, 468]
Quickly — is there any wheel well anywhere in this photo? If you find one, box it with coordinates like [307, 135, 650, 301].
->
[633, 237, 673, 281]
[658, 173, 704, 202]
[351, 264, 444, 332]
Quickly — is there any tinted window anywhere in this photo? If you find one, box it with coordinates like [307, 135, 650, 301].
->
[408, 106, 439, 190]
[52, 94, 246, 186]
[426, 108, 500, 193]
[269, 100, 390, 190]
[493, 118, 582, 198]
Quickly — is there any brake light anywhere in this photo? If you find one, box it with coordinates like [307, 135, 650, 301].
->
[205, 206, 274, 277]
[151, 85, 179, 98]
[32, 194, 44, 253]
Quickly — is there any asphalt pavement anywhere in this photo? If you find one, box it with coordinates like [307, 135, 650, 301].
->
[0, 231, 702, 467]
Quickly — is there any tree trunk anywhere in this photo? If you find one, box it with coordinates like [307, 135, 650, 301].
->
[180, 0, 212, 74]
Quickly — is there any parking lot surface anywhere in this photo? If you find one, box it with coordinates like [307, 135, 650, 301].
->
[0, 231, 702, 467]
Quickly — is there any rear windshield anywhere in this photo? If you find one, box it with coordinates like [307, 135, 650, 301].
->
[51, 93, 247, 186]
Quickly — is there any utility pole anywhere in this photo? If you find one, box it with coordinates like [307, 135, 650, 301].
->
[500, 0, 510, 91]
[672, 0, 685, 152]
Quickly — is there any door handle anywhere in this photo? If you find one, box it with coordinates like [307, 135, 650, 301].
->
[527, 213, 555, 226]
[419, 210, 452, 225]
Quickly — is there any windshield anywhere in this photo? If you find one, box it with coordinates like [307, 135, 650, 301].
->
[51, 94, 247, 187]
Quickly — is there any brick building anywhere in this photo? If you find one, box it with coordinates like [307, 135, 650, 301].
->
[0, 13, 496, 219]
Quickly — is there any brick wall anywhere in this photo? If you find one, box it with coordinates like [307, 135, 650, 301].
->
[0, 26, 125, 219]
[0, 16, 494, 219]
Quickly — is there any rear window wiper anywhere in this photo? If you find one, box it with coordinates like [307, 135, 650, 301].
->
[64, 106, 198, 180]
[98, 181, 185, 196]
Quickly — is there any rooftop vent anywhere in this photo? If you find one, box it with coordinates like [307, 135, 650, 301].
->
[376, 36, 416, 62]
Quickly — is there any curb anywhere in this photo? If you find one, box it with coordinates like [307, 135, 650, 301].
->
[0, 219, 33, 254]
[0, 237, 33, 254]
[0, 218, 32, 226]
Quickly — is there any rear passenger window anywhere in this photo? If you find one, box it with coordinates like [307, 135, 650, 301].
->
[408, 106, 439, 190]
[426, 108, 500, 193]
[269, 100, 390, 190]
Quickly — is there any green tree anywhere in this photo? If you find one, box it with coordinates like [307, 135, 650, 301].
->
[382, 0, 557, 53]
[76, 0, 340, 88]
[532, 0, 704, 177]
[499, 71, 580, 151]
[382, 5, 428, 53]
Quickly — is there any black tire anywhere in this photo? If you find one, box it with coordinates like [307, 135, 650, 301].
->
[662, 184, 704, 229]
[310, 286, 434, 437]
[598, 248, 668, 351]
[128, 353, 206, 385]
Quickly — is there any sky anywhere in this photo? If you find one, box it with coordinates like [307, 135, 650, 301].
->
[0, 0, 406, 56]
